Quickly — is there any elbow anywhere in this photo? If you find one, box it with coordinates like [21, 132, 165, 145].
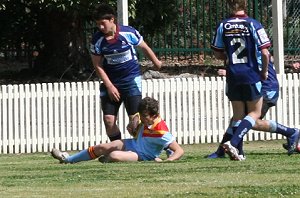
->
[213, 51, 226, 61]
[261, 49, 270, 60]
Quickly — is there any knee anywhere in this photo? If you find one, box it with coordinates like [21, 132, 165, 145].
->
[253, 119, 263, 129]
[248, 112, 261, 121]
[93, 144, 105, 156]
[106, 152, 120, 162]
[253, 119, 269, 131]
[103, 115, 116, 126]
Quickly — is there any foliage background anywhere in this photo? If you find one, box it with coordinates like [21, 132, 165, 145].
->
[0, 0, 178, 82]
[0, 0, 299, 84]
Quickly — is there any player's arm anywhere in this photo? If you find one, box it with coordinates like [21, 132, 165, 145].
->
[138, 41, 162, 70]
[165, 141, 184, 161]
[213, 50, 227, 61]
[91, 54, 120, 102]
[211, 24, 227, 61]
[260, 48, 269, 80]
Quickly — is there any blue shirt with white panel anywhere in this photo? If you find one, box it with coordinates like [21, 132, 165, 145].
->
[90, 25, 143, 96]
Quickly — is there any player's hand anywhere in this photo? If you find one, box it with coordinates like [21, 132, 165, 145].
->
[127, 114, 140, 138]
[126, 122, 135, 136]
[107, 85, 120, 102]
[260, 71, 268, 81]
[217, 69, 226, 76]
[153, 60, 162, 70]
[292, 62, 300, 70]
[155, 158, 174, 163]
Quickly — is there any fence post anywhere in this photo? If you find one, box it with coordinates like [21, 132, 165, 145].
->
[253, 0, 258, 19]
[272, 0, 285, 74]
[117, 0, 128, 25]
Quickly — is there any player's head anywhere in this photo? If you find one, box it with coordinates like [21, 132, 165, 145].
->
[93, 4, 117, 34]
[138, 97, 159, 125]
[93, 4, 116, 21]
[226, 0, 247, 13]
[138, 97, 159, 117]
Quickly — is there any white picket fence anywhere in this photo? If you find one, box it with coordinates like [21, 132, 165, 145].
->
[0, 74, 300, 154]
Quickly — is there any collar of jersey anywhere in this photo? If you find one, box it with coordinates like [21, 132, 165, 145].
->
[231, 13, 248, 18]
[106, 25, 120, 44]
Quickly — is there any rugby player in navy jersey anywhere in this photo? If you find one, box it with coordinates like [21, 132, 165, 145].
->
[206, 56, 300, 160]
[90, 4, 162, 142]
[211, 0, 299, 160]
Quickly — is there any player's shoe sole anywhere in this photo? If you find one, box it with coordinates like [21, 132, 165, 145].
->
[98, 155, 109, 163]
[222, 141, 242, 161]
[51, 148, 69, 163]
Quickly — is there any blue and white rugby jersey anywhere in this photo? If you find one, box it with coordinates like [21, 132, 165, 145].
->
[90, 25, 143, 96]
[211, 14, 271, 85]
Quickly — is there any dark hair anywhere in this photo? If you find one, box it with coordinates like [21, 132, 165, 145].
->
[226, 0, 247, 12]
[93, 4, 116, 21]
[138, 97, 159, 117]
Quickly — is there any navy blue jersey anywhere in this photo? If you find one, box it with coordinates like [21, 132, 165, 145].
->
[211, 14, 271, 85]
[90, 25, 143, 88]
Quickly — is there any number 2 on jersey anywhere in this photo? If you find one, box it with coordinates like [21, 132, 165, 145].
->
[230, 38, 248, 64]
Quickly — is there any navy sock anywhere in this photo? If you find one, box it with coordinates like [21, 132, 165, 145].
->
[215, 145, 225, 156]
[231, 120, 241, 135]
[232, 121, 244, 155]
[220, 120, 240, 144]
[269, 120, 295, 137]
[236, 141, 244, 156]
[231, 116, 255, 147]
[232, 126, 238, 134]
[220, 132, 233, 144]
[217, 129, 234, 156]
[109, 132, 121, 141]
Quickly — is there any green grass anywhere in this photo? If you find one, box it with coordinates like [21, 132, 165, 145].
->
[1, 140, 300, 198]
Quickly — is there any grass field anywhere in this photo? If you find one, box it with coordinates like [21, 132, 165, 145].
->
[1, 140, 300, 198]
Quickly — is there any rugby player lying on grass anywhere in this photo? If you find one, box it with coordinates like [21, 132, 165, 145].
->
[51, 97, 184, 163]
